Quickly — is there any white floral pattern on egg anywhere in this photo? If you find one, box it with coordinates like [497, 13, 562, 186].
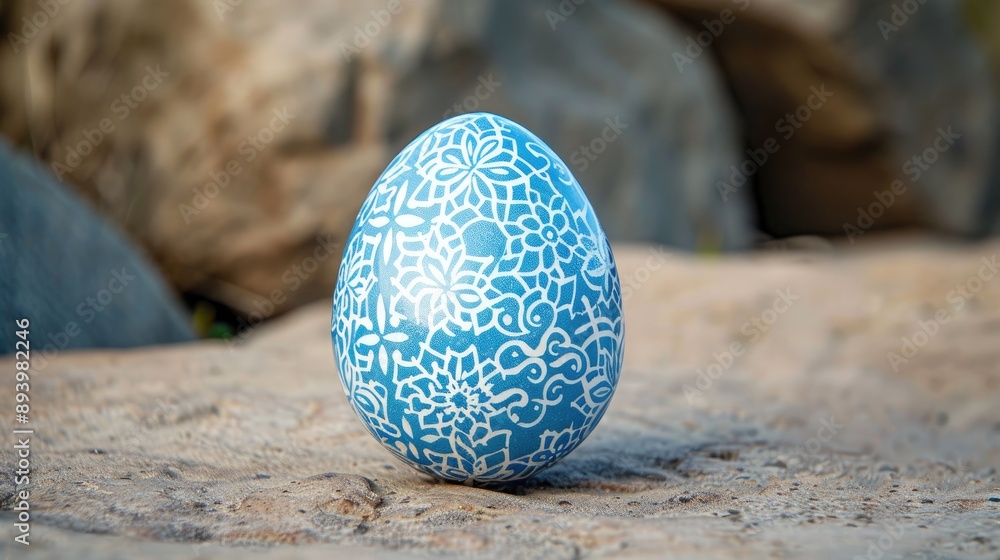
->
[332, 112, 624, 483]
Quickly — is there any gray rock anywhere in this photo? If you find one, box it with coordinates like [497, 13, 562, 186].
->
[383, 0, 754, 250]
[0, 140, 194, 357]
[841, 0, 1000, 236]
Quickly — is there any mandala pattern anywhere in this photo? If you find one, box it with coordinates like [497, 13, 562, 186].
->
[332, 112, 624, 483]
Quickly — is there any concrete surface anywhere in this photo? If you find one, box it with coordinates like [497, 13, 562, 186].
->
[2, 240, 999, 559]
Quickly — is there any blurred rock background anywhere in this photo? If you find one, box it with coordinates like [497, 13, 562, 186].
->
[2, 3, 1000, 557]
[1, 0, 1000, 345]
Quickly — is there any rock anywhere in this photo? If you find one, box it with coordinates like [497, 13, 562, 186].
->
[0, 0, 752, 322]
[1, 0, 998, 324]
[2, 239, 998, 558]
[0, 140, 193, 355]
[0, 0, 373, 318]
[656, 0, 1000, 237]
[839, 0, 1000, 237]
[404, 0, 754, 251]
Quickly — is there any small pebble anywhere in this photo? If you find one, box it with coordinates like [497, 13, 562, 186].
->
[162, 467, 180, 479]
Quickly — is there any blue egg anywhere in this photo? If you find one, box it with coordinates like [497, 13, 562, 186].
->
[332, 112, 624, 483]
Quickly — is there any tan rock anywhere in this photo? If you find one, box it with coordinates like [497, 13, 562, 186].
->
[2, 240, 998, 558]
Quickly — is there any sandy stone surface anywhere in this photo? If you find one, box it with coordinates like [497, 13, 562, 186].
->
[2, 240, 1000, 559]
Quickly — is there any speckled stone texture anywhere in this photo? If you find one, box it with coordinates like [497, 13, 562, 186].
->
[2, 240, 999, 559]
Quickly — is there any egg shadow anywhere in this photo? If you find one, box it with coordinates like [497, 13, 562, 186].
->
[478, 429, 708, 495]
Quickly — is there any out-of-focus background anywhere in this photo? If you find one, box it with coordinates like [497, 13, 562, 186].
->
[2, 2, 1000, 559]
[2, 0, 1000, 348]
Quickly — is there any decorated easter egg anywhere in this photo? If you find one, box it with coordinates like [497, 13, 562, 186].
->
[332, 112, 623, 483]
